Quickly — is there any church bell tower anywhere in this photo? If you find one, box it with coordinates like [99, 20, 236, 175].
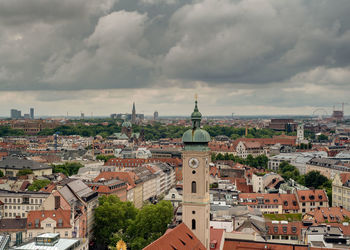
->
[182, 99, 210, 249]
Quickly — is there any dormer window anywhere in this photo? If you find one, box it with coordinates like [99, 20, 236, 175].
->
[309, 195, 315, 200]
[301, 196, 305, 200]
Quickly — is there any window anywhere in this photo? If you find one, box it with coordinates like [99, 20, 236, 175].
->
[274, 226, 278, 233]
[171, 194, 175, 199]
[283, 226, 287, 233]
[192, 219, 196, 230]
[292, 227, 297, 233]
[65, 231, 68, 237]
[29, 233, 32, 239]
[301, 196, 305, 200]
[191, 181, 196, 193]
[46, 224, 51, 227]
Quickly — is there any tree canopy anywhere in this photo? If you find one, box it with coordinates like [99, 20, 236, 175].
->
[94, 195, 173, 250]
[96, 154, 115, 162]
[16, 169, 33, 176]
[28, 179, 50, 191]
[52, 162, 84, 176]
[212, 153, 269, 169]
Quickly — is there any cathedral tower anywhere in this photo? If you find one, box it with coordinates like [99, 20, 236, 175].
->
[132, 102, 136, 124]
[182, 100, 210, 249]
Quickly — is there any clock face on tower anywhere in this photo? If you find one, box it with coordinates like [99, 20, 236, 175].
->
[188, 158, 199, 168]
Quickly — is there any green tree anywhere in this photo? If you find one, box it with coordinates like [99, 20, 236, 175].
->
[317, 134, 329, 141]
[304, 171, 329, 189]
[28, 179, 50, 191]
[216, 153, 224, 161]
[16, 169, 33, 176]
[0, 171, 4, 177]
[52, 162, 84, 176]
[122, 201, 173, 250]
[278, 161, 300, 181]
[96, 155, 115, 162]
[94, 195, 138, 247]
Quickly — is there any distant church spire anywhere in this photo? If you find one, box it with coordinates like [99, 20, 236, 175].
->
[132, 102, 136, 124]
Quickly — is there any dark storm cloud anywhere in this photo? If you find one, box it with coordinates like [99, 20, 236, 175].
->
[0, 0, 350, 94]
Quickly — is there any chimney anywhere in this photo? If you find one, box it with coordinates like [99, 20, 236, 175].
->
[54, 196, 60, 210]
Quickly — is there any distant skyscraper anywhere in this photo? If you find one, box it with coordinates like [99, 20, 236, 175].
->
[30, 108, 34, 119]
[10, 109, 21, 119]
[153, 111, 159, 120]
[131, 102, 136, 124]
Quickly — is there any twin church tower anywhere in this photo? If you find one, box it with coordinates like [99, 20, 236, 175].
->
[182, 99, 211, 249]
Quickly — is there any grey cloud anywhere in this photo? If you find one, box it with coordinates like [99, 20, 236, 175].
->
[162, 0, 350, 84]
[0, 0, 349, 106]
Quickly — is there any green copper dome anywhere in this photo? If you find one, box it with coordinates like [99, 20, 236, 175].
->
[182, 128, 211, 143]
[122, 120, 132, 128]
[182, 100, 210, 144]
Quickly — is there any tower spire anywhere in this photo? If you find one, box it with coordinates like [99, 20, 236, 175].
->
[132, 102, 136, 124]
[191, 98, 202, 129]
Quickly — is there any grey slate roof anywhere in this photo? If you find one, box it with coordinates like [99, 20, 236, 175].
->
[0, 157, 51, 170]
[0, 218, 26, 230]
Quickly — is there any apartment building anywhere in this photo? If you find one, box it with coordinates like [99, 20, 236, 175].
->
[87, 179, 128, 201]
[265, 221, 301, 242]
[332, 173, 350, 209]
[131, 166, 157, 202]
[94, 171, 144, 208]
[0, 189, 49, 219]
[0, 156, 52, 177]
[295, 190, 328, 213]
[238, 193, 299, 214]
[306, 158, 348, 179]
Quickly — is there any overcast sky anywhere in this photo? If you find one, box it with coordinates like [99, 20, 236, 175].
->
[1, 0, 350, 117]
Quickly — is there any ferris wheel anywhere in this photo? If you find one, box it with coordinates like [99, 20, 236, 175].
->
[312, 108, 328, 120]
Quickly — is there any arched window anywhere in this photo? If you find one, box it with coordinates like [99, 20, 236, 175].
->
[191, 181, 196, 193]
[192, 219, 196, 230]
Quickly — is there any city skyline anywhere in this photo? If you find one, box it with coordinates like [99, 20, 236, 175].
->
[1, 0, 350, 116]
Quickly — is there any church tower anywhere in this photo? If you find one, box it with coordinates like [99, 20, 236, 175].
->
[131, 102, 136, 124]
[182, 99, 210, 249]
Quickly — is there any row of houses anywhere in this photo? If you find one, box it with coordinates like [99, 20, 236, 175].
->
[239, 189, 328, 214]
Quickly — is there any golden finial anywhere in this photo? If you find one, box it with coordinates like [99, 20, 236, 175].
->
[195, 93, 198, 101]
[116, 240, 127, 250]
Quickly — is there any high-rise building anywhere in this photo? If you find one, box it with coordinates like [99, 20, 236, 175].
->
[181, 100, 211, 249]
[10, 109, 21, 119]
[30, 108, 34, 119]
[296, 123, 304, 145]
[153, 111, 159, 120]
[131, 102, 136, 124]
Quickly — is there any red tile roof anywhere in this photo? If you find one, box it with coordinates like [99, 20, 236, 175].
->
[280, 194, 300, 211]
[27, 209, 71, 229]
[304, 207, 350, 223]
[210, 227, 224, 250]
[296, 190, 328, 203]
[94, 172, 139, 187]
[340, 173, 350, 185]
[143, 223, 206, 250]
[224, 239, 324, 250]
[265, 221, 302, 236]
